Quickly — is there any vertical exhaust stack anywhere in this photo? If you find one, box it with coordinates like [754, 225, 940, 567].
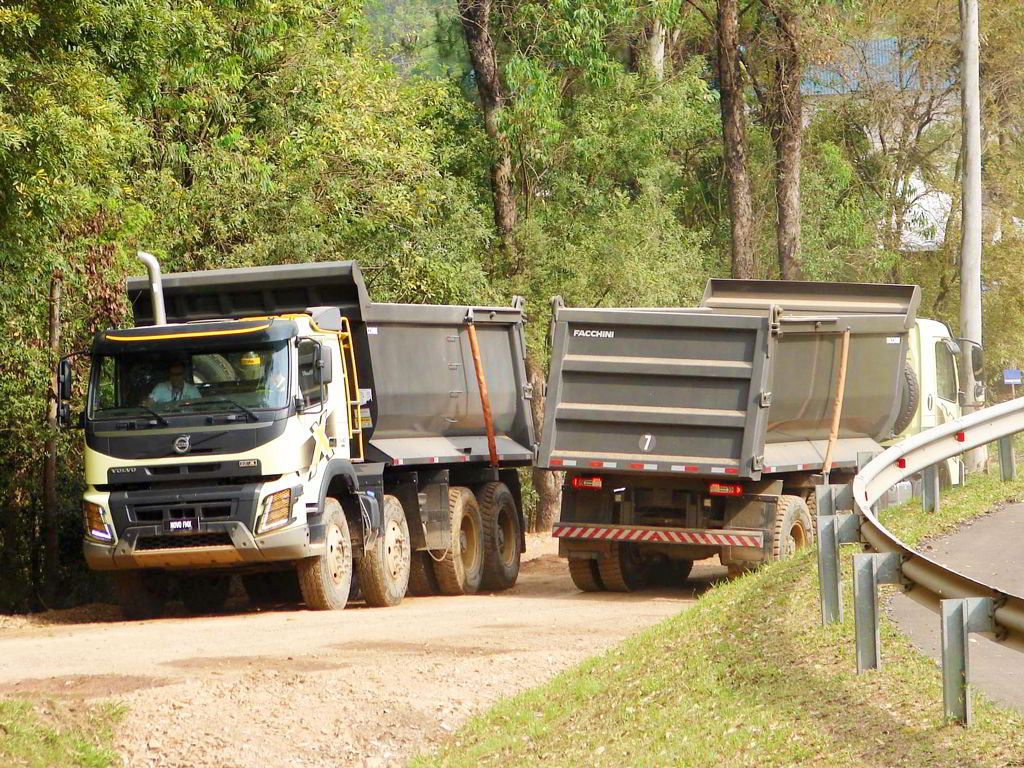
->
[137, 251, 167, 326]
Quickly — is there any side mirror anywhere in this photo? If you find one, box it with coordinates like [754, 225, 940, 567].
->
[58, 402, 72, 429]
[971, 346, 983, 377]
[958, 391, 968, 407]
[57, 358, 73, 401]
[318, 348, 333, 384]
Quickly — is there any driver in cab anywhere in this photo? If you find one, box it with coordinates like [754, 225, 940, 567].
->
[145, 361, 200, 405]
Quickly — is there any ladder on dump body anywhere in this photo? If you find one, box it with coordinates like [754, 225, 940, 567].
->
[337, 316, 364, 462]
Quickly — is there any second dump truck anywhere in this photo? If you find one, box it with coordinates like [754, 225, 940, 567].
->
[537, 279, 921, 590]
[59, 259, 535, 618]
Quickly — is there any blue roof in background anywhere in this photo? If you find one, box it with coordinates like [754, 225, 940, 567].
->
[802, 38, 953, 96]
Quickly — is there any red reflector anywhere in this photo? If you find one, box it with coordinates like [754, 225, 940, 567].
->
[685, 465, 698, 472]
[708, 482, 743, 496]
[572, 476, 603, 490]
[550, 459, 564, 466]
[955, 431, 966, 442]
[897, 458, 906, 468]
[588, 461, 604, 468]
[724, 468, 740, 475]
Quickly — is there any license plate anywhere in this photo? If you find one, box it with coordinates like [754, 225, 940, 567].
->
[165, 518, 198, 533]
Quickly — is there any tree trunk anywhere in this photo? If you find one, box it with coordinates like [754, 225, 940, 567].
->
[717, 0, 755, 278]
[42, 272, 61, 605]
[767, 4, 802, 280]
[648, 19, 666, 81]
[526, 356, 561, 532]
[458, 0, 518, 269]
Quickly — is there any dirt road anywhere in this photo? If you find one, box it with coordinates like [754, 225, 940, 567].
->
[888, 502, 1024, 712]
[0, 535, 723, 767]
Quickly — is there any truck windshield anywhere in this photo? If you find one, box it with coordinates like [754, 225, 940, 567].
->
[90, 342, 290, 420]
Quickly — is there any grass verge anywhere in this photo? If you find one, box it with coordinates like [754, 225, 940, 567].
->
[413, 471, 1024, 768]
[0, 697, 122, 767]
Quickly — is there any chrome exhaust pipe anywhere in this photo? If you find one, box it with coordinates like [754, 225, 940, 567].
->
[137, 251, 167, 326]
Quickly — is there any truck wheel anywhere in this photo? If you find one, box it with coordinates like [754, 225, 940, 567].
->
[674, 558, 694, 582]
[432, 487, 484, 595]
[892, 363, 920, 436]
[804, 490, 818, 545]
[179, 574, 230, 615]
[408, 550, 439, 596]
[772, 495, 813, 561]
[567, 558, 604, 592]
[359, 494, 410, 607]
[112, 571, 166, 620]
[477, 482, 521, 591]
[297, 497, 352, 610]
[598, 543, 649, 592]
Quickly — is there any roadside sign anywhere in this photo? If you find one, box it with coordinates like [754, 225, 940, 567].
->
[1004, 369, 1022, 385]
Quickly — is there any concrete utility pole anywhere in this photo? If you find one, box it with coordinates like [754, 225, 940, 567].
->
[960, 0, 986, 473]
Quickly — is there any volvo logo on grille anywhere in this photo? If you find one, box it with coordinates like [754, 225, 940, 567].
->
[173, 435, 191, 454]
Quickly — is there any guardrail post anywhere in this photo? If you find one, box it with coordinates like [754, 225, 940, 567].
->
[816, 483, 860, 626]
[852, 552, 902, 671]
[940, 597, 996, 726]
[998, 436, 1016, 482]
[922, 464, 940, 514]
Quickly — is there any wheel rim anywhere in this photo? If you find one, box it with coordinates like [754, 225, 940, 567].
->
[786, 521, 807, 558]
[496, 507, 517, 567]
[326, 522, 347, 587]
[384, 518, 407, 580]
[459, 511, 480, 573]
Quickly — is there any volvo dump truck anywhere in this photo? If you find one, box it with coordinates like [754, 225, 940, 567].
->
[57, 258, 535, 618]
[536, 279, 920, 590]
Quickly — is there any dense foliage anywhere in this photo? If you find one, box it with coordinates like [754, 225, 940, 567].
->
[1, 0, 1022, 610]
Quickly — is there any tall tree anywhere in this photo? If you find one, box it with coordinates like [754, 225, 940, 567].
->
[759, 1, 803, 279]
[457, 0, 519, 269]
[716, 0, 756, 277]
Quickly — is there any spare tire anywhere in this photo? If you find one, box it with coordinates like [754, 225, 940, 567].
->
[892, 363, 920, 436]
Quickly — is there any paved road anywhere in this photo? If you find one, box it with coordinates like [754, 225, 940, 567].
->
[888, 502, 1024, 711]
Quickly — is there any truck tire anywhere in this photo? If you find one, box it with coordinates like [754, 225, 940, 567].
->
[674, 558, 694, 582]
[432, 487, 484, 595]
[771, 495, 813, 561]
[598, 543, 650, 592]
[568, 558, 604, 591]
[297, 497, 352, 610]
[892, 363, 920, 436]
[359, 494, 411, 607]
[804, 490, 818, 545]
[179, 574, 230, 615]
[477, 482, 521, 591]
[112, 571, 166, 620]
[408, 550, 439, 596]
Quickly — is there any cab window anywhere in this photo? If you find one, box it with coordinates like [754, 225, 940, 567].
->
[297, 339, 323, 410]
[935, 341, 958, 402]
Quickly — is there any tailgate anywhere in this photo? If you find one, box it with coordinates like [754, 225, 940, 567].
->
[538, 305, 775, 478]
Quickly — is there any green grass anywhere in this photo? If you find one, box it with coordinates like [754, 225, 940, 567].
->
[0, 698, 122, 768]
[413, 470, 1024, 768]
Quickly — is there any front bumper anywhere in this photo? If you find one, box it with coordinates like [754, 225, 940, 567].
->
[84, 521, 324, 571]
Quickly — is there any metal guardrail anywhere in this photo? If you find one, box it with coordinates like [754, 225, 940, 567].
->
[816, 397, 1024, 725]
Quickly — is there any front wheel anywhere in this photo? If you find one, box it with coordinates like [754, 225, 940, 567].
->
[359, 494, 411, 607]
[298, 498, 353, 610]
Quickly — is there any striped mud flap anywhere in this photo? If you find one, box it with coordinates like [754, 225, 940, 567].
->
[552, 523, 763, 549]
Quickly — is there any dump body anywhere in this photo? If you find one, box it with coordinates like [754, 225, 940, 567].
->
[127, 262, 534, 467]
[538, 280, 920, 478]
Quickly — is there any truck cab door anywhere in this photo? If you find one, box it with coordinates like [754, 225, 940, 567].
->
[933, 338, 963, 485]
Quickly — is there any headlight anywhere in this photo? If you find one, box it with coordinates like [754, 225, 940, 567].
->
[83, 502, 113, 542]
[259, 489, 292, 533]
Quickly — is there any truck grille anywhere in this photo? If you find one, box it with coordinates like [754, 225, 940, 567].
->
[132, 500, 235, 524]
[135, 533, 234, 550]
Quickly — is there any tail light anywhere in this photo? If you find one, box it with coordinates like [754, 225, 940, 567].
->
[571, 476, 603, 490]
[708, 482, 743, 497]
